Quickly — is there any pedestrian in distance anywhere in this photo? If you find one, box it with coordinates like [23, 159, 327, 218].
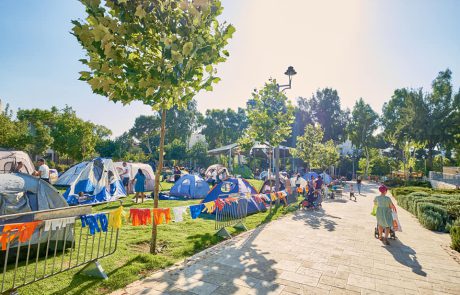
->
[33, 158, 50, 183]
[133, 169, 147, 203]
[357, 176, 362, 195]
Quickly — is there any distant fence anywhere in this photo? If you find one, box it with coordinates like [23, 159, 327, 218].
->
[429, 171, 460, 187]
[0, 204, 120, 294]
[215, 195, 248, 238]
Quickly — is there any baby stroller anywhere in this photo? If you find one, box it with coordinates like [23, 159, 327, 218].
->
[374, 225, 396, 240]
[299, 189, 321, 210]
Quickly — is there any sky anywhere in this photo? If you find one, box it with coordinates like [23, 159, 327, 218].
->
[1, 0, 459, 137]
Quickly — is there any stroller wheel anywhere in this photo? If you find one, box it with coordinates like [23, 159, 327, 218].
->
[374, 227, 379, 239]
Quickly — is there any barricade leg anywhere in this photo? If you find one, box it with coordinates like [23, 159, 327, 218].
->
[233, 222, 247, 231]
[216, 227, 232, 239]
[79, 260, 108, 280]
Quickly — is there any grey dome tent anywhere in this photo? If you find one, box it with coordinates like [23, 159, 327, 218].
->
[0, 173, 71, 248]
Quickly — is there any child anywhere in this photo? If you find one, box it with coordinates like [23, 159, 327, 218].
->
[349, 183, 356, 201]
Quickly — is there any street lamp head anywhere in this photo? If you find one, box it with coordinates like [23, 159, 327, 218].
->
[284, 66, 297, 78]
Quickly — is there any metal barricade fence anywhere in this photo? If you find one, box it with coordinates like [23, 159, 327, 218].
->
[215, 195, 248, 238]
[429, 171, 460, 186]
[0, 204, 120, 294]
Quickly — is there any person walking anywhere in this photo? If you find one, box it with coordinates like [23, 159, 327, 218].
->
[356, 176, 362, 195]
[133, 169, 147, 203]
[374, 185, 394, 245]
[173, 166, 181, 182]
[33, 158, 50, 183]
[120, 162, 131, 193]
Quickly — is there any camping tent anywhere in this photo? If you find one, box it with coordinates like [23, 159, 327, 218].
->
[0, 150, 35, 175]
[303, 171, 319, 181]
[259, 179, 287, 194]
[320, 172, 332, 184]
[0, 173, 71, 248]
[290, 176, 308, 189]
[203, 177, 263, 214]
[170, 174, 210, 199]
[205, 164, 228, 179]
[114, 162, 155, 193]
[56, 158, 126, 205]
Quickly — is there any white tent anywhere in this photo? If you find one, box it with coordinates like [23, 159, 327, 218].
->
[56, 158, 126, 205]
[205, 164, 228, 179]
[0, 150, 35, 174]
[114, 162, 155, 193]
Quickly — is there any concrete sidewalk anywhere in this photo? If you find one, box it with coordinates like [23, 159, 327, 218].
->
[113, 183, 460, 295]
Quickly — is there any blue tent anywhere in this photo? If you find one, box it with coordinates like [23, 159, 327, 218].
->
[320, 172, 332, 184]
[303, 171, 319, 181]
[202, 178, 263, 214]
[57, 158, 126, 205]
[170, 174, 210, 199]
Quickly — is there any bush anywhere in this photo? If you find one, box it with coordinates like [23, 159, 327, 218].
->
[391, 186, 432, 199]
[233, 165, 254, 179]
[446, 205, 460, 220]
[416, 202, 449, 231]
[384, 178, 431, 188]
[405, 192, 430, 214]
[420, 210, 444, 231]
[451, 225, 460, 252]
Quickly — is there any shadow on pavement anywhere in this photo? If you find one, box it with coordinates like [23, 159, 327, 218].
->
[292, 209, 341, 232]
[383, 239, 427, 277]
[132, 223, 281, 295]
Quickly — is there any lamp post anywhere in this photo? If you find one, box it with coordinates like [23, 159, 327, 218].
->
[274, 66, 297, 192]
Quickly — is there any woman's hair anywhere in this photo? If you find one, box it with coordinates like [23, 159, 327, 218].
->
[138, 169, 144, 175]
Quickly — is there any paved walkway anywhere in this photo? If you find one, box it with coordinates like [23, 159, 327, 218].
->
[113, 183, 460, 295]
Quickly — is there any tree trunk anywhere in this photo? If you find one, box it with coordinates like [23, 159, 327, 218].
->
[150, 108, 166, 254]
[365, 146, 370, 178]
[274, 146, 280, 192]
[427, 147, 434, 172]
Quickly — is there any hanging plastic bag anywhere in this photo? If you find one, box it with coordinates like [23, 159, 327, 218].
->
[371, 204, 377, 216]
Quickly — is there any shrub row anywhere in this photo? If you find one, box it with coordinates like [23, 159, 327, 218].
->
[384, 178, 432, 188]
[392, 188, 460, 251]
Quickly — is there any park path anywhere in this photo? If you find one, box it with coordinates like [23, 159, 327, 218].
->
[113, 183, 460, 295]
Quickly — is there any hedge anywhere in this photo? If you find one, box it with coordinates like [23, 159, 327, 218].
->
[391, 187, 460, 251]
[384, 178, 432, 188]
[451, 225, 460, 252]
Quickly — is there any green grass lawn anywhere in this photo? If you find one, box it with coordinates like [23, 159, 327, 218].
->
[15, 179, 297, 295]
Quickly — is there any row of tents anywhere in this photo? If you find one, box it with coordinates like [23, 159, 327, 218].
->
[1, 150, 332, 209]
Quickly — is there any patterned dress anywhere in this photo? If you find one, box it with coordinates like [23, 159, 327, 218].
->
[374, 195, 393, 228]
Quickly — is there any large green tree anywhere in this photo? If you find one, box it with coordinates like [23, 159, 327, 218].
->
[201, 107, 247, 149]
[316, 139, 340, 173]
[294, 88, 349, 143]
[293, 124, 324, 170]
[51, 107, 106, 161]
[73, 0, 234, 253]
[16, 108, 56, 156]
[381, 69, 459, 172]
[130, 100, 200, 156]
[348, 98, 379, 177]
[0, 102, 30, 150]
[244, 79, 294, 189]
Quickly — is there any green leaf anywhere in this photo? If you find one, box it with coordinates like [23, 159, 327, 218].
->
[182, 42, 194, 56]
[146, 87, 155, 97]
[135, 5, 146, 19]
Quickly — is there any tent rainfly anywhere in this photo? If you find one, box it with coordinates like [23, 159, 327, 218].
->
[114, 162, 155, 193]
[56, 158, 126, 205]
